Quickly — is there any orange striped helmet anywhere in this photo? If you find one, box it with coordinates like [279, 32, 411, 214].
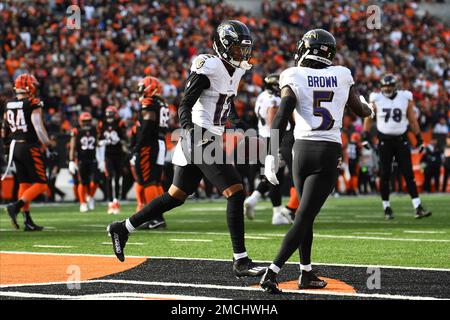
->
[138, 76, 162, 98]
[14, 74, 39, 96]
[79, 112, 93, 127]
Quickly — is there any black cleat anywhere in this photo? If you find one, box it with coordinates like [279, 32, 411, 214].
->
[298, 270, 327, 289]
[415, 205, 432, 219]
[24, 221, 44, 232]
[260, 269, 282, 294]
[384, 207, 394, 220]
[233, 257, 266, 277]
[107, 221, 129, 262]
[6, 202, 22, 230]
[148, 218, 167, 230]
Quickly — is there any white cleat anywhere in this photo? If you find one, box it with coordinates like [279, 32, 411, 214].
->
[272, 206, 291, 225]
[244, 199, 255, 220]
[280, 207, 294, 224]
[80, 203, 89, 213]
[87, 196, 95, 211]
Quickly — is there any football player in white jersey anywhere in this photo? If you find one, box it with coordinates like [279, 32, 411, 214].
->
[244, 74, 293, 225]
[107, 20, 265, 278]
[259, 29, 375, 293]
[363, 74, 431, 220]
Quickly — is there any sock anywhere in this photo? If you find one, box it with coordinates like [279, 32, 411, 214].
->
[125, 219, 135, 233]
[144, 185, 159, 204]
[23, 211, 31, 224]
[78, 184, 87, 204]
[129, 192, 183, 228]
[412, 197, 421, 209]
[226, 190, 246, 254]
[21, 183, 47, 203]
[135, 184, 145, 206]
[382, 201, 390, 210]
[233, 252, 248, 260]
[89, 182, 98, 197]
[269, 263, 280, 274]
[287, 187, 299, 210]
[300, 263, 312, 272]
[18, 183, 32, 211]
[351, 176, 358, 191]
[272, 205, 282, 216]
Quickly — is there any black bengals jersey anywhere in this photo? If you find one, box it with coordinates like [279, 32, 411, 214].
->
[4, 97, 42, 143]
[99, 119, 127, 155]
[71, 126, 98, 161]
[135, 96, 169, 149]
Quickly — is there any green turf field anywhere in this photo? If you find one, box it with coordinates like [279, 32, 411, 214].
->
[1, 194, 449, 269]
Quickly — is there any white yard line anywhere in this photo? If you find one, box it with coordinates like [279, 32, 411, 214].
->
[32, 245, 75, 249]
[169, 239, 213, 242]
[1, 279, 443, 300]
[100, 242, 145, 246]
[1, 250, 450, 272]
[403, 230, 446, 234]
[0, 291, 228, 300]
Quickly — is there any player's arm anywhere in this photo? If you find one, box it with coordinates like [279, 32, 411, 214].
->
[363, 101, 377, 133]
[264, 86, 296, 185]
[347, 86, 375, 119]
[406, 100, 423, 148]
[69, 130, 77, 162]
[178, 72, 210, 130]
[267, 101, 278, 128]
[31, 108, 55, 148]
[132, 108, 157, 154]
[228, 98, 247, 130]
[270, 86, 297, 152]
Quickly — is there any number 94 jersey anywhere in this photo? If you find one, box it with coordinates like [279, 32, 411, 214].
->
[280, 65, 354, 144]
[370, 90, 412, 136]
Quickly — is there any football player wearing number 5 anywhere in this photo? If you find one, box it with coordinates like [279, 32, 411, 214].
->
[363, 74, 431, 220]
[260, 29, 375, 293]
[4, 74, 56, 231]
[69, 112, 102, 213]
[108, 20, 265, 278]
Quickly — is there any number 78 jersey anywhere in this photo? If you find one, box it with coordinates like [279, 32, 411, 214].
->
[369, 90, 412, 136]
[279, 65, 354, 144]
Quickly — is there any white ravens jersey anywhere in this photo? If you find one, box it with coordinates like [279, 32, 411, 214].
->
[255, 90, 281, 138]
[279, 65, 354, 144]
[190, 54, 245, 135]
[370, 90, 412, 136]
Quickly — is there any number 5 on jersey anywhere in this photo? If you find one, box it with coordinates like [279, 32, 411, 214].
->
[312, 91, 335, 131]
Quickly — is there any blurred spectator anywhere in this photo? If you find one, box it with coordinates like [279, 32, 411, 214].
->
[421, 138, 443, 192]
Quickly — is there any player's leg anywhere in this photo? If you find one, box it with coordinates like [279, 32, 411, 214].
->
[378, 139, 395, 219]
[77, 161, 89, 212]
[198, 162, 265, 277]
[112, 156, 123, 213]
[107, 165, 201, 261]
[6, 144, 47, 230]
[269, 166, 291, 225]
[105, 157, 115, 213]
[395, 139, 431, 218]
[261, 140, 340, 292]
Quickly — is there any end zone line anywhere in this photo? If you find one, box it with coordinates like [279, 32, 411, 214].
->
[2, 250, 450, 272]
[2, 279, 443, 300]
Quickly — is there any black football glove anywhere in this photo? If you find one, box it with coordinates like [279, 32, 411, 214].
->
[416, 134, 424, 153]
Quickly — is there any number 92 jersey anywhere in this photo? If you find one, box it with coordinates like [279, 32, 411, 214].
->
[280, 65, 354, 144]
[71, 126, 98, 162]
[190, 54, 245, 135]
[370, 90, 412, 136]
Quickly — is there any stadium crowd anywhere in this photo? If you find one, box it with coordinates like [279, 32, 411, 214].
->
[1, 0, 449, 203]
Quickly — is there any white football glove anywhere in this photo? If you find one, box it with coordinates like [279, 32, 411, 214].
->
[129, 155, 136, 166]
[360, 95, 375, 119]
[264, 155, 279, 185]
[68, 161, 78, 175]
[98, 161, 106, 173]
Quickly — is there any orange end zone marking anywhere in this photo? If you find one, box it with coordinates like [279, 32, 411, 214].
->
[0, 253, 146, 286]
[252, 277, 356, 294]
